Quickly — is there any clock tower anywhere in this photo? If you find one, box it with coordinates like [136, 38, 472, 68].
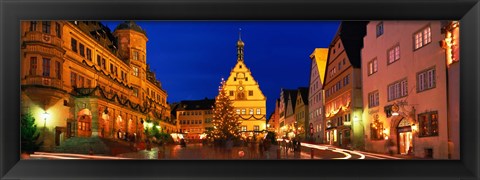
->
[223, 30, 267, 138]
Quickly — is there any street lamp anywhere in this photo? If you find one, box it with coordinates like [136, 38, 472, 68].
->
[41, 111, 50, 142]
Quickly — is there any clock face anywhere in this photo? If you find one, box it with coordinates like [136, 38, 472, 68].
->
[238, 86, 244, 91]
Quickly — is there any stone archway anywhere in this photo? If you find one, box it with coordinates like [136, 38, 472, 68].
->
[77, 108, 92, 137]
[391, 116, 414, 155]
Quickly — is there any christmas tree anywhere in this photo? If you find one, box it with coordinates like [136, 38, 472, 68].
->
[21, 112, 43, 153]
[210, 78, 241, 142]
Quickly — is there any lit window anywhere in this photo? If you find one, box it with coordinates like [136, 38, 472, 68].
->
[241, 109, 246, 114]
[249, 109, 254, 115]
[256, 109, 261, 115]
[414, 26, 431, 50]
[368, 58, 378, 75]
[133, 66, 139, 76]
[241, 126, 247, 132]
[236, 109, 240, 114]
[133, 51, 139, 60]
[418, 111, 439, 137]
[387, 45, 400, 64]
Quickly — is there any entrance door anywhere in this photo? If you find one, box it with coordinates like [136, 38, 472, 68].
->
[397, 118, 413, 155]
[398, 132, 412, 154]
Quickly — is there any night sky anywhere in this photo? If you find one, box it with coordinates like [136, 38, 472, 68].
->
[102, 21, 340, 116]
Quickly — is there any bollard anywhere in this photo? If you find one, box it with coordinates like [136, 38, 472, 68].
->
[277, 148, 281, 159]
[311, 148, 314, 159]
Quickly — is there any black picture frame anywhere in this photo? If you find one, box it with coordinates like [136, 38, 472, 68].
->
[1, 0, 479, 179]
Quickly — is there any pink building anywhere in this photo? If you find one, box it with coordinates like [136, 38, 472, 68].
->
[361, 21, 459, 159]
[308, 48, 328, 143]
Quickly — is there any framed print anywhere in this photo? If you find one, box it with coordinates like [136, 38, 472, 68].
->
[1, 0, 479, 179]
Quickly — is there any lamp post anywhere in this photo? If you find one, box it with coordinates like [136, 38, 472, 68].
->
[41, 111, 50, 143]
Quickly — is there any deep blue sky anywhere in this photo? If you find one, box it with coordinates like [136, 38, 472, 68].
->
[102, 21, 340, 116]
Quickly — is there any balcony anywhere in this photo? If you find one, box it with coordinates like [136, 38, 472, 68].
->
[23, 31, 62, 47]
[22, 76, 66, 109]
[23, 76, 63, 90]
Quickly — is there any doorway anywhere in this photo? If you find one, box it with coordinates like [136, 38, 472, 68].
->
[397, 118, 413, 155]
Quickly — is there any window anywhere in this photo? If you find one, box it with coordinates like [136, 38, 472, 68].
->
[29, 57, 37, 75]
[343, 75, 350, 86]
[97, 55, 101, 66]
[236, 109, 240, 114]
[79, 43, 85, 57]
[42, 21, 51, 34]
[133, 51, 139, 60]
[338, 62, 342, 70]
[55, 61, 61, 79]
[368, 91, 379, 108]
[241, 126, 247, 132]
[78, 76, 84, 88]
[418, 111, 439, 137]
[133, 67, 139, 76]
[71, 38, 77, 52]
[42, 58, 50, 77]
[414, 26, 432, 50]
[86, 48, 92, 61]
[229, 91, 234, 96]
[86, 79, 91, 88]
[101, 58, 106, 70]
[248, 90, 253, 96]
[254, 125, 259, 132]
[387, 45, 400, 64]
[131, 88, 138, 97]
[71, 72, 77, 87]
[388, 79, 408, 101]
[368, 58, 378, 75]
[417, 68, 436, 92]
[256, 109, 261, 115]
[241, 109, 246, 114]
[110, 63, 114, 74]
[249, 109, 254, 115]
[55, 22, 61, 37]
[376, 22, 384, 37]
[30, 21, 37, 31]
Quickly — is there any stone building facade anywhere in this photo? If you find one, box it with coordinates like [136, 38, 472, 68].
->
[20, 21, 174, 151]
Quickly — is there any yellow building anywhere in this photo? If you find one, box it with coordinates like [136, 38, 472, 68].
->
[20, 21, 174, 151]
[223, 34, 267, 137]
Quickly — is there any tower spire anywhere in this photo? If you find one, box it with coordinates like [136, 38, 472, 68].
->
[236, 28, 244, 61]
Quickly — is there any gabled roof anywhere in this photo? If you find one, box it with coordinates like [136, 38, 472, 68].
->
[323, 21, 367, 87]
[298, 87, 309, 105]
[336, 21, 368, 68]
[289, 90, 298, 110]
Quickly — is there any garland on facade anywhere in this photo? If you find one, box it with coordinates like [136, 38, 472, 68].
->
[236, 114, 266, 120]
[81, 60, 133, 89]
[325, 101, 351, 118]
